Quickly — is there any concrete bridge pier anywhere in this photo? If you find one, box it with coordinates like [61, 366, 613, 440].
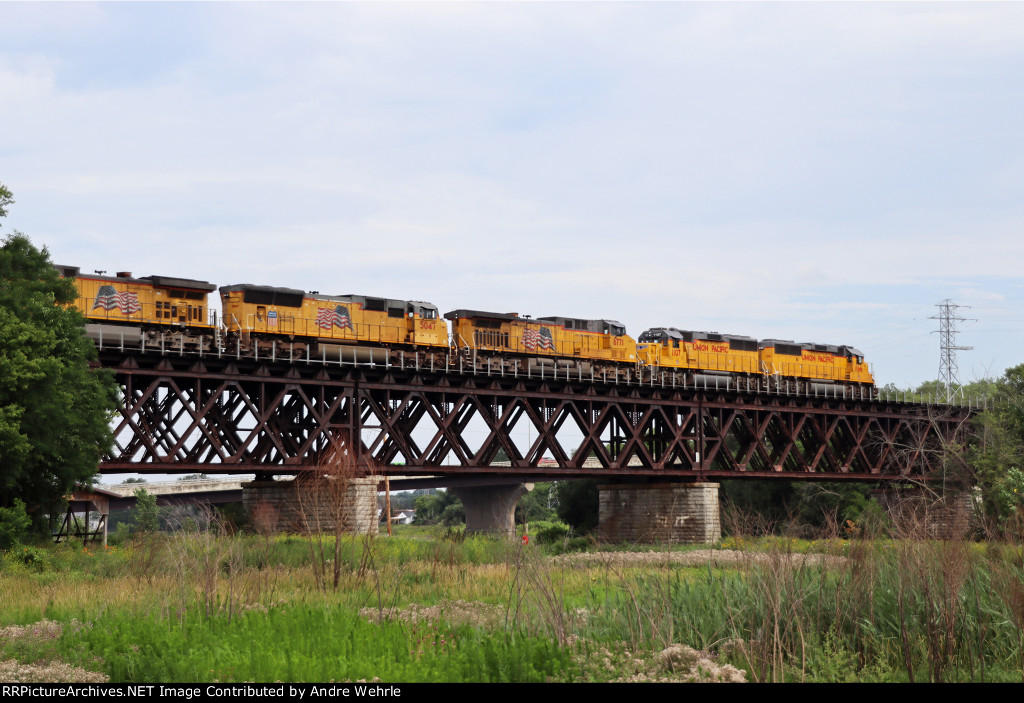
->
[451, 483, 532, 535]
[598, 482, 721, 544]
[242, 476, 380, 534]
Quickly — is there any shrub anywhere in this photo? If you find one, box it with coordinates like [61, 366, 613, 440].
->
[530, 520, 570, 544]
[0, 499, 32, 549]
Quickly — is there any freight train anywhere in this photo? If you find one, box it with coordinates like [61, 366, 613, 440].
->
[57, 266, 875, 396]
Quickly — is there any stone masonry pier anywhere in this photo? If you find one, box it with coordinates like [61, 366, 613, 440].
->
[598, 482, 721, 544]
[242, 476, 380, 534]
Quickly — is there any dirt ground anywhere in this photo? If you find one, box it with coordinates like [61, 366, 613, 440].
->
[551, 547, 846, 569]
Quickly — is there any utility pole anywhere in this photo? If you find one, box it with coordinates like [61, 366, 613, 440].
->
[931, 299, 973, 403]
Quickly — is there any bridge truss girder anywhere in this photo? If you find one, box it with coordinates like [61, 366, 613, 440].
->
[99, 352, 971, 481]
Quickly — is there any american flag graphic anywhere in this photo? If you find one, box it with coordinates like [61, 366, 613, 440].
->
[523, 327, 555, 351]
[316, 305, 353, 331]
[92, 285, 140, 315]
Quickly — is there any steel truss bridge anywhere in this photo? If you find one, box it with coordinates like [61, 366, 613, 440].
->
[95, 342, 974, 483]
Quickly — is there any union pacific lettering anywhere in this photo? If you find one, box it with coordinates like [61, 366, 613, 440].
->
[801, 353, 834, 364]
[691, 342, 729, 353]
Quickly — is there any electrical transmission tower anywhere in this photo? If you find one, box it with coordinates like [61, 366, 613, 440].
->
[931, 299, 973, 403]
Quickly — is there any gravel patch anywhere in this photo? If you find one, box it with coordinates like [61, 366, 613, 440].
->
[0, 659, 109, 684]
[551, 548, 846, 569]
[567, 638, 747, 683]
[0, 620, 64, 641]
[359, 599, 504, 628]
[0, 620, 108, 684]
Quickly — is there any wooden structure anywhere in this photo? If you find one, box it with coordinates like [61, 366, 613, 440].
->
[53, 489, 114, 545]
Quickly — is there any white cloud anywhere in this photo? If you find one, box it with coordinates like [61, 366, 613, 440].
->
[3, 2, 1024, 389]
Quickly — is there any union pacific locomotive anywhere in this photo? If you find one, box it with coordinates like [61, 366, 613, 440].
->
[59, 267, 875, 395]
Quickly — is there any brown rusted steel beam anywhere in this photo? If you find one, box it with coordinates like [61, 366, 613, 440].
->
[97, 349, 973, 481]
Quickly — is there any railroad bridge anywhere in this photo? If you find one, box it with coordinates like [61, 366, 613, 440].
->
[95, 340, 975, 541]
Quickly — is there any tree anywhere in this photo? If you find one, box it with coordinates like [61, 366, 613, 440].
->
[0, 183, 12, 222]
[555, 479, 599, 533]
[0, 203, 119, 533]
[413, 489, 464, 525]
[515, 482, 557, 524]
[134, 488, 160, 533]
[969, 364, 1024, 524]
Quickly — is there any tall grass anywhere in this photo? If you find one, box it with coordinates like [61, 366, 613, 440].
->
[4, 510, 1024, 682]
[576, 538, 1024, 682]
[57, 602, 572, 683]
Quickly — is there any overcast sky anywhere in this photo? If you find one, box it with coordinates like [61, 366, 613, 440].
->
[3, 2, 1023, 390]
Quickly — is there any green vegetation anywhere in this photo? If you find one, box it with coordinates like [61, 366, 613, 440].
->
[1, 188, 1022, 681]
[714, 366, 1024, 539]
[966, 365, 1024, 525]
[516, 482, 557, 524]
[133, 489, 159, 534]
[720, 480, 875, 536]
[0, 187, 119, 535]
[412, 490, 464, 526]
[67, 606, 571, 683]
[0, 182, 12, 221]
[2, 520, 1023, 683]
[555, 478, 599, 532]
[0, 499, 31, 549]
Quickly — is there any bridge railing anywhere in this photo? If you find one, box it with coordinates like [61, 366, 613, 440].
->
[89, 328, 994, 409]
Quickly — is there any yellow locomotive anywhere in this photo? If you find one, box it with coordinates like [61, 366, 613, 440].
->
[58, 265, 217, 348]
[637, 328, 759, 376]
[445, 309, 637, 371]
[636, 326, 874, 391]
[759, 339, 874, 387]
[220, 284, 447, 352]
[60, 262, 876, 394]
[58, 266, 217, 329]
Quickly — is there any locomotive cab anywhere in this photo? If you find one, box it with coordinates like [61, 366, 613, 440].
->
[839, 345, 874, 385]
[637, 327, 686, 366]
[406, 301, 445, 346]
[638, 328, 684, 348]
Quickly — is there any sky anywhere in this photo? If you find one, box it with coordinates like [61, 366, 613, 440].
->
[3, 1, 1024, 392]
